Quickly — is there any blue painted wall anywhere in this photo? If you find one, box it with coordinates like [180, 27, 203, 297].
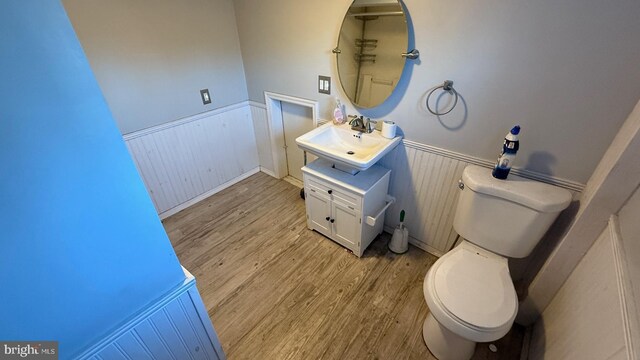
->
[0, 1, 186, 357]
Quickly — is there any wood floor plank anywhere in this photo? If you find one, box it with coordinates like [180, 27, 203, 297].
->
[367, 264, 435, 360]
[346, 251, 437, 359]
[163, 172, 525, 359]
[271, 257, 388, 359]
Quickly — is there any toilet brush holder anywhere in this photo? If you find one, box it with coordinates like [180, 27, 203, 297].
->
[389, 210, 409, 254]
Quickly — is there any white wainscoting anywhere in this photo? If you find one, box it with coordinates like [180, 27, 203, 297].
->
[124, 103, 260, 219]
[379, 141, 584, 256]
[77, 268, 225, 360]
[248, 101, 585, 256]
[263, 92, 319, 179]
[249, 102, 275, 176]
[378, 143, 468, 256]
[528, 216, 637, 360]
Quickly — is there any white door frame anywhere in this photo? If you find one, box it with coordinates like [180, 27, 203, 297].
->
[264, 92, 319, 178]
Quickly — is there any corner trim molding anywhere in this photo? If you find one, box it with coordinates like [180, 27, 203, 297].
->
[264, 92, 319, 178]
[402, 139, 585, 192]
[248, 100, 266, 109]
[609, 215, 639, 360]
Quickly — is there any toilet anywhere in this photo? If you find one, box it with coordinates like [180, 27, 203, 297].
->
[422, 165, 572, 360]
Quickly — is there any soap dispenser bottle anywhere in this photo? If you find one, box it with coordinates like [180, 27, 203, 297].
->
[333, 98, 345, 125]
[492, 125, 520, 180]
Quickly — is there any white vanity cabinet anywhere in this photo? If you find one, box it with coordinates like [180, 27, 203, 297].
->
[302, 159, 391, 257]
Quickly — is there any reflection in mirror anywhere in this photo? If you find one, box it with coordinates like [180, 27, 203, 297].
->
[336, 0, 408, 108]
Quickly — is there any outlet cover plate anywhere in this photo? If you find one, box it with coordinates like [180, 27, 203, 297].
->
[318, 76, 331, 95]
[200, 89, 211, 105]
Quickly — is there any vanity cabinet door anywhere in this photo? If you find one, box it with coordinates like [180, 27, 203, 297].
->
[331, 201, 360, 251]
[303, 159, 391, 257]
[305, 188, 332, 238]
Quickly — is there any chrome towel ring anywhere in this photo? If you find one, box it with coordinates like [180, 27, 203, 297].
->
[426, 80, 458, 116]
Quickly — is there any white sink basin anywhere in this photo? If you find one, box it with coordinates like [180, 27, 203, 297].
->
[295, 122, 402, 171]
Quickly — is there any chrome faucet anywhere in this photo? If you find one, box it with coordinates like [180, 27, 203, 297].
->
[365, 118, 377, 133]
[348, 115, 375, 133]
[348, 115, 364, 131]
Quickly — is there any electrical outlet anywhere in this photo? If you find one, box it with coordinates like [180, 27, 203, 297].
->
[318, 76, 331, 95]
[200, 89, 211, 105]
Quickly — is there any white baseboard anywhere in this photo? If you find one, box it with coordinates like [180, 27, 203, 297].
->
[159, 167, 260, 220]
[260, 166, 277, 178]
[383, 225, 445, 257]
[283, 176, 303, 188]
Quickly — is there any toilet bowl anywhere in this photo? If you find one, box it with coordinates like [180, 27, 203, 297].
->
[421, 165, 572, 360]
[422, 241, 517, 360]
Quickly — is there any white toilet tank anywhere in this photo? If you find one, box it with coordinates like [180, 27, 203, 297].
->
[454, 165, 572, 258]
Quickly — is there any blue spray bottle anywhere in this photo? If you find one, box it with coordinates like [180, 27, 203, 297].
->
[492, 125, 520, 180]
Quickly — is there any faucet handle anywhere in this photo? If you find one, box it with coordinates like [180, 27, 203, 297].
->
[365, 118, 377, 133]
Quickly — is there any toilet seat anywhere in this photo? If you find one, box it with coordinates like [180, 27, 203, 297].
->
[424, 242, 518, 342]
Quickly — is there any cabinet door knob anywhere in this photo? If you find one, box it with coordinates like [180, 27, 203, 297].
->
[328, 190, 333, 194]
[325, 216, 330, 221]
[330, 219, 335, 223]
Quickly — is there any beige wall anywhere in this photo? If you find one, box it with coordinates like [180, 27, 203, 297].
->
[233, 0, 640, 184]
[63, 0, 248, 134]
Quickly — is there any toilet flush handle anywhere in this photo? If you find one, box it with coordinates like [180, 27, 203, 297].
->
[458, 179, 464, 190]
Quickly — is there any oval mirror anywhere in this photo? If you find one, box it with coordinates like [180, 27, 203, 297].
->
[335, 0, 409, 108]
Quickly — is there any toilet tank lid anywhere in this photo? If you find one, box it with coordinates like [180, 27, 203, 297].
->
[462, 165, 572, 213]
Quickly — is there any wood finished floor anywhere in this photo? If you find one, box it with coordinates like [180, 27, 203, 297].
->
[163, 172, 525, 359]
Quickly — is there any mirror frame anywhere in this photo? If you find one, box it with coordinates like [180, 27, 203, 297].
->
[334, 0, 417, 109]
